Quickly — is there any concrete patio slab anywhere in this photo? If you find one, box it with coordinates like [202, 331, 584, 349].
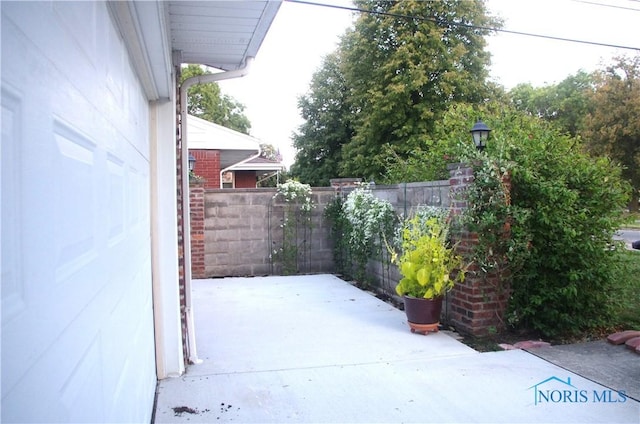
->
[525, 340, 640, 402]
[154, 275, 639, 423]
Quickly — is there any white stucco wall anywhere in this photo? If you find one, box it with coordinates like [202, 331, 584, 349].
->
[2, 2, 157, 421]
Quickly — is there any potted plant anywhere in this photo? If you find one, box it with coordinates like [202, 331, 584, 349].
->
[388, 208, 466, 334]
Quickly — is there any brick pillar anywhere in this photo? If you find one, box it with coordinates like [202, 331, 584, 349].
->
[189, 149, 220, 189]
[447, 163, 511, 336]
[189, 181, 205, 278]
[176, 70, 190, 364]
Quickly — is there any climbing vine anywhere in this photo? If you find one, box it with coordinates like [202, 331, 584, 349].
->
[340, 185, 396, 285]
[272, 180, 315, 275]
[464, 156, 531, 278]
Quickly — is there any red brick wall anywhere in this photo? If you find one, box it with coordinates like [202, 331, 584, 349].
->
[190, 149, 220, 189]
[189, 181, 205, 278]
[447, 163, 511, 336]
[234, 171, 257, 188]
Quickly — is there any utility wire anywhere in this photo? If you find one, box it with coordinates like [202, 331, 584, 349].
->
[285, 0, 640, 51]
[572, 0, 640, 12]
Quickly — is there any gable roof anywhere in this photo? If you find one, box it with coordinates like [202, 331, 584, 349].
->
[187, 115, 261, 169]
[228, 156, 286, 174]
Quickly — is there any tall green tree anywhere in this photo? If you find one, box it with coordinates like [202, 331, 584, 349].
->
[290, 52, 353, 186]
[581, 55, 640, 211]
[180, 64, 251, 134]
[339, 0, 500, 180]
[509, 70, 594, 137]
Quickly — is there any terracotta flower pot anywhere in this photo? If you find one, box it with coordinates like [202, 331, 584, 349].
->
[403, 295, 443, 325]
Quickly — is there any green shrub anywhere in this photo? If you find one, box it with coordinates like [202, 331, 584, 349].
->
[447, 103, 630, 337]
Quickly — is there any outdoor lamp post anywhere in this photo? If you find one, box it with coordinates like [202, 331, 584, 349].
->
[188, 153, 196, 171]
[470, 119, 491, 152]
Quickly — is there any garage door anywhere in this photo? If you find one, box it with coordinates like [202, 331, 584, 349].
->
[2, 2, 157, 422]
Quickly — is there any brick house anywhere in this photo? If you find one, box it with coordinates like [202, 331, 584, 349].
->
[188, 114, 285, 189]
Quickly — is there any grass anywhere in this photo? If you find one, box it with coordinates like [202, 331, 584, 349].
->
[621, 212, 640, 230]
[610, 248, 640, 329]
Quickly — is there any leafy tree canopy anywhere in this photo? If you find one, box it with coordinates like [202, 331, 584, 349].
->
[504, 56, 640, 211]
[290, 52, 352, 186]
[339, 0, 500, 180]
[508, 70, 594, 137]
[291, 0, 501, 184]
[581, 55, 640, 211]
[180, 64, 251, 134]
[259, 143, 280, 161]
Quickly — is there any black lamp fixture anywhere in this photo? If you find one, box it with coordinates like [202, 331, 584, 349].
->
[188, 153, 196, 171]
[470, 119, 491, 151]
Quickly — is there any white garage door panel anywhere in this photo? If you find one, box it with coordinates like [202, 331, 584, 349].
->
[1, 85, 26, 323]
[2, 2, 157, 422]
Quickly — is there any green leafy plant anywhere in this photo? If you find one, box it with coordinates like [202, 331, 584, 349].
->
[342, 185, 396, 284]
[463, 156, 531, 281]
[324, 194, 352, 279]
[272, 180, 314, 275]
[389, 209, 466, 299]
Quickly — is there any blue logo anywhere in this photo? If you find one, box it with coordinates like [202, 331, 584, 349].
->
[528, 376, 627, 405]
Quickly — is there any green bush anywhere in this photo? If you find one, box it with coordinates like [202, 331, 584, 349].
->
[450, 104, 630, 337]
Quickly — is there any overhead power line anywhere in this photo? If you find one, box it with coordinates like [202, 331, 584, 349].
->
[572, 0, 640, 11]
[285, 0, 640, 52]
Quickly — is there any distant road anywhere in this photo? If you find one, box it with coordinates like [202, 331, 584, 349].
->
[615, 229, 640, 249]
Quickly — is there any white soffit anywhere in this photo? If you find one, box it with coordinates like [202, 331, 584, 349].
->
[169, 1, 281, 70]
[109, 1, 281, 100]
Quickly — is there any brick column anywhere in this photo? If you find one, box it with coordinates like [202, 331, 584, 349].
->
[176, 70, 190, 364]
[189, 180, 205, 278]
[190, 149, 220, 189]
[447, 163, 511, 336]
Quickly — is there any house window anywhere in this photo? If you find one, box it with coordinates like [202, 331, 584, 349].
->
[222, 171, 234, 189]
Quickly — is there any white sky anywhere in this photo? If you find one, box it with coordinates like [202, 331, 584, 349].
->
[218, 0, 640, 168]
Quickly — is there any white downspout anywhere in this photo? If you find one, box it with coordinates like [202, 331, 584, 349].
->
[179, 57, 254, 365]
[219, 147, 262, 189]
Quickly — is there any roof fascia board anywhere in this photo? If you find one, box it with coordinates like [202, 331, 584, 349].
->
[244, 2, 282, 61]
[107, 1, 172, 100]
[229, 163, 285, 171]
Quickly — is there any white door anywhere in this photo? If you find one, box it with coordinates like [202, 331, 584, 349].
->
[2, 2, 157, 422]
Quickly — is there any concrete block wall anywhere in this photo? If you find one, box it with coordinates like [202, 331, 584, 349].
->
[189, 174, 511, 336]
[199, 188, 336, 277]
